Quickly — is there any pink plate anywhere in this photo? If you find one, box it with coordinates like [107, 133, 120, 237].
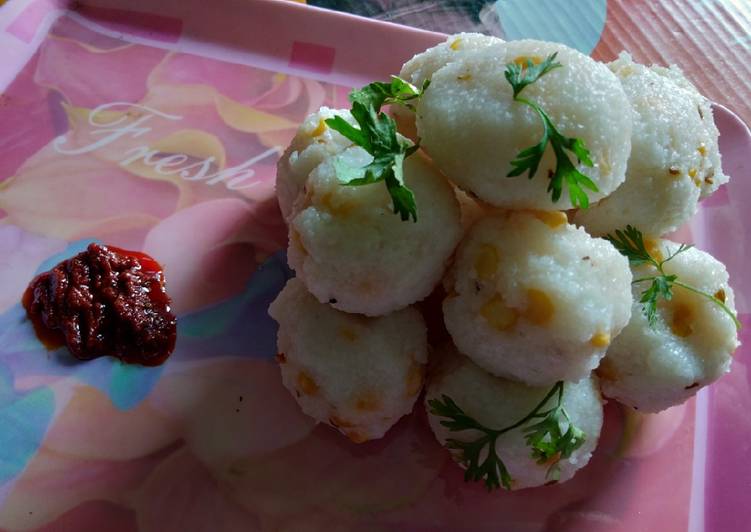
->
[0, 1, 749, 530]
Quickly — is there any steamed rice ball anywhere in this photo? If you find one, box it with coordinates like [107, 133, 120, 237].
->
[276, 108, 355, 220]
[574, 52, 729, 236]
[426, 345, 603, 490]
[416, 39, 632, 210]
[399, 33, 504, 89]
[598, 240, 739, 412]
[443, 211, 632, 386]
[288, 147, 462, 316]
[269, 278, 428, 442]
[647, 62, 728, 200]
[393, 33, 503, 141]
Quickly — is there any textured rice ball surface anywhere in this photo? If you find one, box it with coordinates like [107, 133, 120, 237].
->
[269, 278, 428, 443]
[399, 33, 503, 89]
[574, 53, 728, 236]
[393, 33, 503, 142]
[416, 39, 632, 210]
[288, 148, 462, 316]
[443, 211, 633, 386]
[276, 108, 355, 221]
[425, 346, 603, 490]
[598, 241, 739, 412]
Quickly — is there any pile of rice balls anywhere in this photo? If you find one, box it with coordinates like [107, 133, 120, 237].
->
[269, 34, 740, 491]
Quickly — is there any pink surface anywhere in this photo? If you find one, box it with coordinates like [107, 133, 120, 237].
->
[289, 41, 337, 74]
[705, 313, 751, 532]
[0, 0, 748, 530]
[5, 0, 67, 43]
[73, 4, 182, 43]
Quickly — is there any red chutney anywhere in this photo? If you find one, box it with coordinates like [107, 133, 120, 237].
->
[22, 243, 177, 366]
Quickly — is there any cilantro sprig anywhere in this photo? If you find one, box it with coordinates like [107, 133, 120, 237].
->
[349, 76, 430, 112]
[428, 381, 585, 491]
[605, 225, 741, 329]
[325, 77, 428, 222]
[504, 53, 599, 208]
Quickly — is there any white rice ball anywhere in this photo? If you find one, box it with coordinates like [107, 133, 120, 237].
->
[598, 240, 739, 412]
[416, 39, 632, 210]
[288, 148, 462, 316]
[399, 33, 503, 89]
[276, 108, 355, 221]
[269, 278, 428, 443]
[425, 345, 603, 490]
[393, 33, 503, 142]
[443, 211, 633, 386]
[574, 52, 729, 236]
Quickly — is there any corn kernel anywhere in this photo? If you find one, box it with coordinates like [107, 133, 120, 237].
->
[513, 55, 543, 66]
[698, 144, 707, 156]
[347, 430, 367, 444]
[450, 38, 462, 51]
[532, 210, 568, 229]
[523, 289, 555, 325]
[644, 238, 664, 262]
[310, 118, 327, 137]
[355, 391, 382, 412]
[457, 73, 472, 81]
[714, 288, 726, 303]
[619, 65, 635, 77]
[688, 168, 697, 178]
[330, 415, 354, 428]
[405, 362, 425, 397]
[318, 191, 355, 217]
[668, 166, 681, 177]
[590, 331, 611, 348]
[290, 228, 307, 255]
[474, 244, 499, 280]
[671, 302, 694, 337]
[297, 371, 319, 395]
[480, 295, 518, 331]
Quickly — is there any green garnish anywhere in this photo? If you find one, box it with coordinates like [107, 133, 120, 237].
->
[325, 77, 428, 222]
[605, 225, 741, 329]
[504, 53, 599, 208]
[428, 381, 586, 491]
[349, 76, 430, 112]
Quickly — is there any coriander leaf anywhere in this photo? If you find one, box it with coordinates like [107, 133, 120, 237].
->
[564, 136, 594, 167]
[325, 115, 369, 150]
[522, 383, 585, 481]
[504, 54, 598, 208]
[447, 436, 512, 491]
[604, 225, 655, 266]
[507, 131, 549, 179]
[349, 76, 429, 112]
[428, 381, 587, 491]
[428, 394, 510, 490]
[638, 274, 677, 326]
[325, 96, 421, 222]
[548, 135, 598, 208]
[606, 226, 741, 330]
[429, 394, 487, 435]
[386, 153, 418, 221]
[504, 52, 562, 99]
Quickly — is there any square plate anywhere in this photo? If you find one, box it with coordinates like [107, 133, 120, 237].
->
[0, 1, 749, 530]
